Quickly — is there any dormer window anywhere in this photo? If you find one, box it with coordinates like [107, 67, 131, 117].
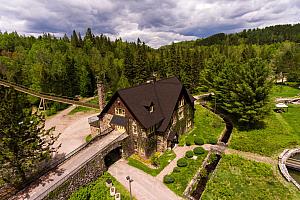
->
[179, 98, 184, 107]
[149, 105, 154, 113]
[145, 102, 154, 113]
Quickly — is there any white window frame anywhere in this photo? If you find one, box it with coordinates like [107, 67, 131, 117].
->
[132, 124, 138, 135]
[115, 107, 125, 116]
[178, 110, 184, 120]
[115, 125, 125, 131]
[179, 98, 185, 107]
[149, 126, 155, 134]
[187, 119, 192, 128]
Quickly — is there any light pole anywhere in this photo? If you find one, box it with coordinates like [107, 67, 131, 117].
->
[126, 176, 133, 200]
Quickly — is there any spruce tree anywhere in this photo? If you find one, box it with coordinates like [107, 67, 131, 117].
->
[0, 87, 59, 189]
[215, 58, 273, 126]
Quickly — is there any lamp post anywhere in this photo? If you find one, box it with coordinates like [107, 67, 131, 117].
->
[126, 176, 133, 200]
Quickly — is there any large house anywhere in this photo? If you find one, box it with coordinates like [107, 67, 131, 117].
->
[92, 77, 195, 158]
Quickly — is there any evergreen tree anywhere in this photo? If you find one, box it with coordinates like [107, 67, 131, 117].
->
[215, 58, 273, 126]
[0, 87, 59, 188]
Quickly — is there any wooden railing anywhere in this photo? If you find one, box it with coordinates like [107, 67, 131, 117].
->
[0, 79, 99, 109]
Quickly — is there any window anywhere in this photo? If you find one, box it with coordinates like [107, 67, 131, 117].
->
[132, 124, 137, 135]
[187, 120, 192, 128]
[179, 110, 184, 120]
[172, 115, 177, 125]
[149, 126, 155, 134]
[179, 98, 184, 107]
[115, 125, 125, 131]
[115, 107, 125, 116]
[149, 105, 154, 113]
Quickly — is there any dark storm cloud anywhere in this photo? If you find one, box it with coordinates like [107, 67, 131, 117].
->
[0, 0, 299, 48]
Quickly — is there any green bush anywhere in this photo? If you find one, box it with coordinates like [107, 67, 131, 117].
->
[163, 175, 175, 184]
[185, 139, 192, 146]
[193, 147, 205, 155]
[185, 150, 194, 158]
[207, 137, 218, 145]
[177, 158, 188, 167]
[173, 167, 181, 173]
[150, 152, 160, 167]
[85, 134, 92, 143]
[194, 137, 204, 145]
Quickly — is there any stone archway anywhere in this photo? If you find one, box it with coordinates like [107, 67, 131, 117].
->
[104, 146, 122, 168]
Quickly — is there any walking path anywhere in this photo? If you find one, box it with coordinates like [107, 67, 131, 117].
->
[108, 159, 181, 200]
[11, 131, 124, 200]
[224, 148, 277, 165]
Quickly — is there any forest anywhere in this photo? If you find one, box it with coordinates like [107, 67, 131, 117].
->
[0, 24, 299, 119]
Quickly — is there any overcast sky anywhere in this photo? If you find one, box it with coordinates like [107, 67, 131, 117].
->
[0, 0, 299, 48]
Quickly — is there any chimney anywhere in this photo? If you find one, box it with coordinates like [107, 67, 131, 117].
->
[97, 81, 105, 110]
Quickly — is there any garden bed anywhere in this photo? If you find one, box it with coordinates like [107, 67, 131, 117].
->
[164, 148, 208, 196]
[127, 150, 176, 176]
[68, 172, 135, 200]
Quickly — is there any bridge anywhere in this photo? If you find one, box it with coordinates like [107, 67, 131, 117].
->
[10, 129, 128, 200]
[286, 158, 300, 171]
[0, 79, 99, 109]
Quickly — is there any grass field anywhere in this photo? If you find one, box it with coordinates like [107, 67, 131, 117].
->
[127, 150, 176, 176]
[68, 172, 135, 200]
[201, 155, 300, 200]
[179, 105, 225, 146]
[68, 97, 99, 115]
[229, 109, 300, 157]
[270, 85, 300, 99]
[165, 150, 208, 196]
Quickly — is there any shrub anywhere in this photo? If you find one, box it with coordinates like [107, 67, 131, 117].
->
[150, 152, 160, 166]
[177, 158, 188, 167]
[185, 139, 192, 146]
[85, 134, 92, 143]
[194, 137, 204, 145]
[207, 137, 218, 145]
[173, 167, 181, 173]
[193, 147, 205, 155]
[163, 175, 174, 184]
[185, 150, 194, 158]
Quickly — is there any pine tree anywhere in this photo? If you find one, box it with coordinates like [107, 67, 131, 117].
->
[215, 58, 273, 126]
[0, 87, 60, 189]
[71, 30, 79, 47]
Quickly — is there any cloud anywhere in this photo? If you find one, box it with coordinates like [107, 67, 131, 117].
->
[0, 0, 299, 48]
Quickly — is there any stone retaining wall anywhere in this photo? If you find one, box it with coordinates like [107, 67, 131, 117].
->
[278, 148, 300, 190]
[42, 138, 126, 200]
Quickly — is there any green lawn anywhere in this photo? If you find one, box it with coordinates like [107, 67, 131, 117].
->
[68, 97, 99, 115]
[201, 154, 300, 200]
[68, 172, 135, 200]
[165, 150, 208, 196]
[270, 85, 300, 99]
[127, 150, 176, 176]
[179, 105, 225, 146]
[229, 109, 300, 157]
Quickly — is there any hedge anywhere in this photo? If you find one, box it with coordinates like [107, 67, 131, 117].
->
[193, 147, 205, 155]
[177, 158, 188, 167]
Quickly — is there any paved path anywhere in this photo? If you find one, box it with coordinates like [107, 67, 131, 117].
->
[109, 159, 182, 200]
[225, 148, 277, 165]
[45, 105, 98, 155]
[156, 144, 213, 181]
[11, 131, 123, 200]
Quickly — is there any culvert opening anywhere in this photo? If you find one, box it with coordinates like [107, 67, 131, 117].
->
[104, 147, 122, 168]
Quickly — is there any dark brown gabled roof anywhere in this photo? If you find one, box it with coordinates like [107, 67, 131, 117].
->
[100, 77, 194, 132]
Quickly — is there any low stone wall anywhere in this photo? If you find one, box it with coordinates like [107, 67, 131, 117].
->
[41, 136, 127, 200]
[278, 148, 300, 190]
[44, 154, 107, 200]
[183, 152, 211, 200]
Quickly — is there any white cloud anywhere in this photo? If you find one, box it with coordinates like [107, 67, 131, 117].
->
[0, 0, 299, 47]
